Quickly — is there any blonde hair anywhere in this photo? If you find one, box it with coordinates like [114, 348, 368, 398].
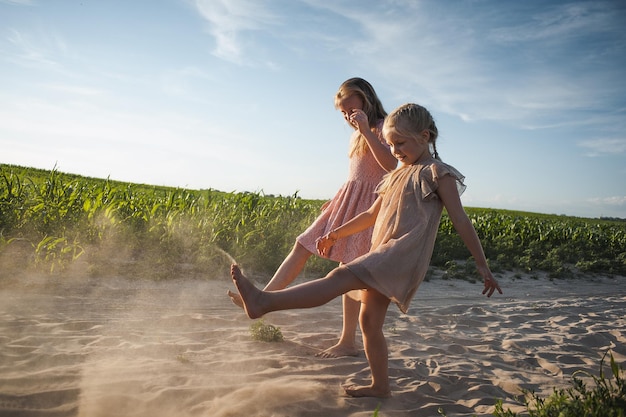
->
[383, 103, 440, 160]
[334, 78, 387, 157]
[377, 104, 441, 195]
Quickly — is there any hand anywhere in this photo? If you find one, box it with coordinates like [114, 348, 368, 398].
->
[349, 109, 369, 133]
[316, 232, 337, 257]
[478, 266, 502, 297]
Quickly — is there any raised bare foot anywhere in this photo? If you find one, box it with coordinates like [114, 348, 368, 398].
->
[227, 290, 244, 309]
[230, 264, 265, 319]
[342, 384, 391, 398]
[316, 343, 359, 358]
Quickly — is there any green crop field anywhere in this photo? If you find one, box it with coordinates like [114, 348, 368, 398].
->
[1, 163, 625, 282]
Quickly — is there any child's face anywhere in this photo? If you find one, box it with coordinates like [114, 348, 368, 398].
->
[385, 130, 429, 166]
[337, 95, 363, 126]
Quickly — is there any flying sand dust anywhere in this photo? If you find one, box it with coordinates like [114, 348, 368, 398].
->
[1, 240, 625, 416]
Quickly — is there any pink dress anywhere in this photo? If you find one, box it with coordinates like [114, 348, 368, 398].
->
[346, 159, 465, 313]
[297, 121, 389, 263]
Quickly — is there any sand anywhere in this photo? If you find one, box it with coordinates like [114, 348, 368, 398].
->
[1, 271, 624, 417]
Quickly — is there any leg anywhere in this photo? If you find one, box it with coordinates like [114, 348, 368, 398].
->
[343, 289, 391, 398]
[317, 293, 360, 358]
[231, 264, 366, 319]
[264, 242, 313, 290]
[228, 242, 313, 307]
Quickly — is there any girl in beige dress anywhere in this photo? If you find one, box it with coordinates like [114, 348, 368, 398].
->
[231, 103, 502, 398]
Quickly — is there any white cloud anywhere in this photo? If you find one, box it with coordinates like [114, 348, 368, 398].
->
[587, 196, 626, 207]
[0, 0, 34, 5]
[188, 0, 622, 133]
[43, 83, 104, 97]
[578, 137, 626, 156]
[194, 0, 279, 63]
[5, 29, 59, 69]
[489, 2, 615, 44]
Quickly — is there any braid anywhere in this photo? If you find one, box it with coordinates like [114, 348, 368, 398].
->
[428, 119, 440, 160]
[431, 142, 441, 161]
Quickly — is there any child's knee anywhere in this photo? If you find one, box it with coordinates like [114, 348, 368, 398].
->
[359, 309, 384, 333]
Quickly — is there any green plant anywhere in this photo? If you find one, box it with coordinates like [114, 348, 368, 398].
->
[2, 163, 625, 280]
[34, 235, 84, 272]
[249, 319, 284, 342]
[0, 164, 330, 279]
[494, 350, 625, 417]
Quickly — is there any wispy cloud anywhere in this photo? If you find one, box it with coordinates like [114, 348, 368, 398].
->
[4, 28, 61, 69]
[587, 196, 626, 207]
[313, 1, 626, 133]
[0, 0, 34, 5]
[194, 0, 279, 64]
[488, 2, 616, 44]
[43, 83, 104, 97]
[578, 137, 626, 156]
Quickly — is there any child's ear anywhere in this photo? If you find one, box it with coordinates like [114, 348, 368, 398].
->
[421, 129, 430, 142]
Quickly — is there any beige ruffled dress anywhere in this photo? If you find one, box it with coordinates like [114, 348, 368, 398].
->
[296, 121, 389, 264]
[346, 158, 466, 313]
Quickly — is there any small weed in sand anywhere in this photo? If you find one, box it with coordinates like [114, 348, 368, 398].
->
[493, 350, 625, 417]
[250, 319, 284, 342]
[436, 351, 625, 417]
[176, 353, 191, 364]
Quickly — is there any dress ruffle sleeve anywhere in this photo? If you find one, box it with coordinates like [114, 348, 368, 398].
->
[418, 162, 466, 200]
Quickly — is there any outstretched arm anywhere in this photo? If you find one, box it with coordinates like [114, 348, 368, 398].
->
[437, 175, 502, 297]
[316, 196, 382, 256]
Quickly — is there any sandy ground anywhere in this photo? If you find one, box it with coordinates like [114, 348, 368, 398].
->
[0, 271, 624, 417]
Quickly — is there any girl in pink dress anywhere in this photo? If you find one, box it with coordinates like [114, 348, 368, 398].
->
[231, 103, 502, 398]
[229, 78, 396, 357]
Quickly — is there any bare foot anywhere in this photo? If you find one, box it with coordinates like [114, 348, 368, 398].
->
[227, 290, 244, 309]
[230, 264, 266, 319]
[316, 343, 359, 358]
[342, 384, 391, 398]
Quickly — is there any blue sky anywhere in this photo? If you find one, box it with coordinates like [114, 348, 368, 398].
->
[1, 0, 625, 219]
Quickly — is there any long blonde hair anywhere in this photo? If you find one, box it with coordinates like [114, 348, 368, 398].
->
[334, 78, 387, 157]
